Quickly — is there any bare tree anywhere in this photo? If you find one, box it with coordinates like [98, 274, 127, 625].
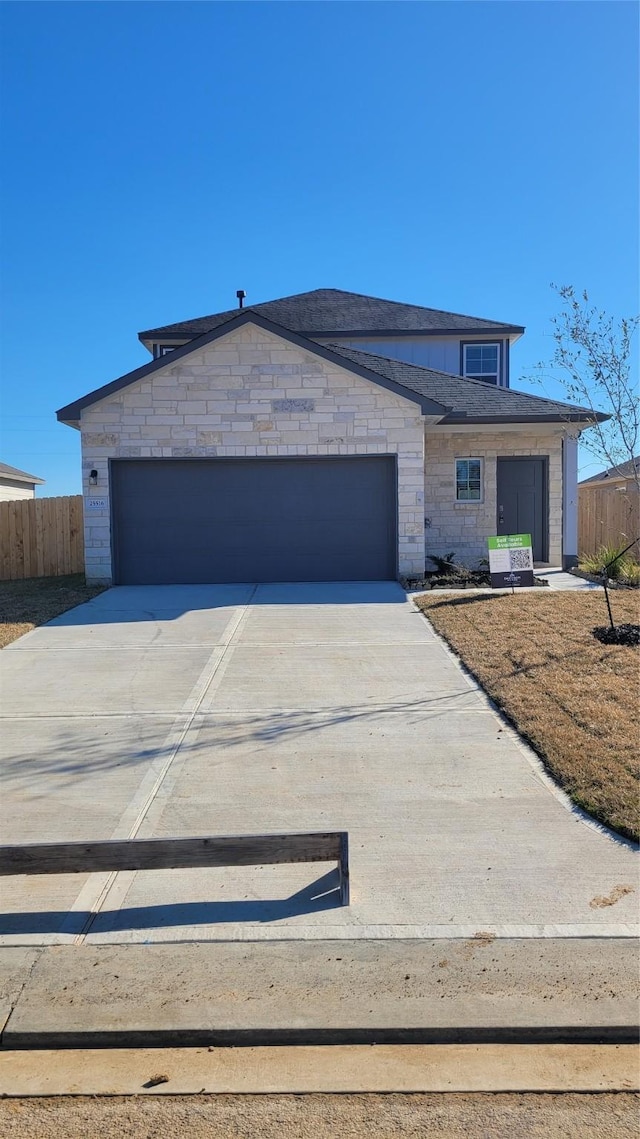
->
[525, 285, 639, 493]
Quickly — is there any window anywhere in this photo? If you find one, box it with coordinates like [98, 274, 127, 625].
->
[153, 344, 180, 359]
[455, 458, 483, 502]
[463, 343, 500, 385]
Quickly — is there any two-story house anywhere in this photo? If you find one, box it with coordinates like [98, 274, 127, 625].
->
[57, 288, 599, 584]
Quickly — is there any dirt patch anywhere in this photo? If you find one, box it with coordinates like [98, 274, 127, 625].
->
[0, 575, 106, 648]
[414, 591, 640, 842]
[1, 1094, 638, 1139]
[590, 885, 636, 909]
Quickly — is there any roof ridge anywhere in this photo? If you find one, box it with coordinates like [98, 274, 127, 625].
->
[139, 288, 524, 339]
[318, 288, 519, 328]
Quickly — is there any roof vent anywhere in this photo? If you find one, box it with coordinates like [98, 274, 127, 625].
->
[236, 289, 246, 309]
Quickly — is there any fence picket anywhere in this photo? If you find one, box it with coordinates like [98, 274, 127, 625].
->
[578, 483, 640, 557]
[0, 496, 85, 581]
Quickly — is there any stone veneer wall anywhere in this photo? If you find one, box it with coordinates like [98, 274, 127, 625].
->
[424, 428, 565, 566]
[80, 323, 426, 583]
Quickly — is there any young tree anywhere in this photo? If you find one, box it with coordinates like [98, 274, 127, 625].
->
[527, 284, 639, 493]
[526, 287, 639, 628]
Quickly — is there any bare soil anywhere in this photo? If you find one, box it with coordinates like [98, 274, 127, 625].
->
[0, 575, 106, 649]
[415, 591, 640, 842]
[0, 1093, 638, 1139]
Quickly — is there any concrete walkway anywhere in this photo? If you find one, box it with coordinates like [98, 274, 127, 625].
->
[538, 568, 603, 591]
[0, 581, 636, 946]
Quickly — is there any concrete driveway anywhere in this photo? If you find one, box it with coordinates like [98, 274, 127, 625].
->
[0, 582, 636, 944]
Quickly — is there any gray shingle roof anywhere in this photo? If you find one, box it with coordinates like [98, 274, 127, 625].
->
[325, 344, 603, 424]
[58, 310, 600, 426]
[139, 288, 524, 341]
[0, 462, 45, 484]
[579, 457, 640, 484]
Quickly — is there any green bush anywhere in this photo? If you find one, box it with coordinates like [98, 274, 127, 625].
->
[579, 542, 640, 581]
[620, 561, 640, 586]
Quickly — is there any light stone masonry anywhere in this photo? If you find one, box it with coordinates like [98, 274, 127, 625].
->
[424, 427, 565, 567]
[80, 323, 426, 583]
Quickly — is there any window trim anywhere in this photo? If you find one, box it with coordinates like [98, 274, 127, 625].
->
[455, 457, 484, 503]
[461, 340, 501, 386]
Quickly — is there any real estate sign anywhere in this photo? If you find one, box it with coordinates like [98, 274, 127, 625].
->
[488, 534, 534, 588]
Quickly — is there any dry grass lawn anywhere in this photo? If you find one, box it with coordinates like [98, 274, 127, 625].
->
[415, 590, 640, 842]
[0, 575, 106, 649]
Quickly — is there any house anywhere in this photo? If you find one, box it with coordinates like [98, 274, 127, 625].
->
[579, 457, 640, 487]
[56, 288, 601, 585]
[0, 462, 45, 502]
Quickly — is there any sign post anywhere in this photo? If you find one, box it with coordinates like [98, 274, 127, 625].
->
[487, 534, 534, 589]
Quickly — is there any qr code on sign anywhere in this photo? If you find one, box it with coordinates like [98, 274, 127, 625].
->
[509, 547, 533, 571]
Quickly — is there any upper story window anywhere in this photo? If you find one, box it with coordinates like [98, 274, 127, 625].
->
[463, 343, 500, 385]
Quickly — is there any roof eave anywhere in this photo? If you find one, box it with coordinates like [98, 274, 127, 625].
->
[440, 411, 608, 425]
[138, 323, 526, 342]
[0, 473, 46, 484]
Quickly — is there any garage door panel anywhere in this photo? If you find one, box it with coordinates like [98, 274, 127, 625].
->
[111, 458, 397, 584]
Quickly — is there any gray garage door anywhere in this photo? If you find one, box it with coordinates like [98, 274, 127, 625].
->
[111, 457, 397, 584]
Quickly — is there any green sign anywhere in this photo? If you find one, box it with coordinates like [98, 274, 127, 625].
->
[488, 533, 534, 587]
[488, 534, 531, 550]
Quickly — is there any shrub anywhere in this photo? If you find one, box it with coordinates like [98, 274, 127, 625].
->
[427, 552, 458, 575]
[620, 561, 640, 586]
[579, 543, 639, 581]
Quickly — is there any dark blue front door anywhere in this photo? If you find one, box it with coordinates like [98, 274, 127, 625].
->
[496, 458, 547, 561]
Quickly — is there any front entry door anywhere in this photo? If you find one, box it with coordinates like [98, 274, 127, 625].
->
[496, 458, 547, 562]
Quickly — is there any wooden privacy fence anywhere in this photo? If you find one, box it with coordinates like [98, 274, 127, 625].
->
[578, 482, 640, 557]
[0, 495, 84, 581]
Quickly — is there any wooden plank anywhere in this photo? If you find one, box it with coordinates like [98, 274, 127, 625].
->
[28, 497, 38, 578]
[0, 505, 8, 583]
[20, 500, 31, 580]
[34, 499, 45, 577]
[58, 496, 70, 574]
[19, 499, 32, 579]
[43, 498, 56, 577]
[0, 501, 11, 581]
[70, 495, 84, 573]
[8, 501, 21, 580]
[0, 832, 347, 877]
[338, 832, 350, 906]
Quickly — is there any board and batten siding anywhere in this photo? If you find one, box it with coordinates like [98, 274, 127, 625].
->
[317, 336, 510, 386]
[79, 322, 426, 584]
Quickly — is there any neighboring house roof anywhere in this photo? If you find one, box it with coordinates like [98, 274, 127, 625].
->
[138, 288, 525, 343]
[57, 312, 602, 428]
[0, 462, 45, 485]
[579, 457, 640, 484]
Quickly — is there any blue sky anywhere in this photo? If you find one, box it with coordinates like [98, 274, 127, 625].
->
[1, 0, 637, 495]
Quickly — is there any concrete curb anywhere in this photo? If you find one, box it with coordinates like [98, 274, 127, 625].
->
[0, 1044, 637, 1096]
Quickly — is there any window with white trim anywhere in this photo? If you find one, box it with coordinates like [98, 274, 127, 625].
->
[463, 343, 500, 385]
[455, 458, 483, 502]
